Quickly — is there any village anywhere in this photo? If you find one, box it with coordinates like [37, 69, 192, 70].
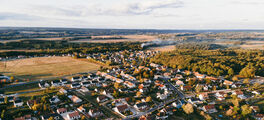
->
[0, 50, 264, 120]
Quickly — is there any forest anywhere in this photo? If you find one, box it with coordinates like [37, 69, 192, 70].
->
[150, 48, 264, 78]
[0, 40, 142, 57]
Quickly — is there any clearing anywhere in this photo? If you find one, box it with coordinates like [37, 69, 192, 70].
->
[0, 56, 99, 81]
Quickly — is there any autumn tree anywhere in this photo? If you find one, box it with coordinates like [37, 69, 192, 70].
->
[241, 105, 252, 117]
[1, 110, 5, 119]
[114, 82, 120, 89]
[48, 117, 54, 120]
[136, 91, 142, 97]
[146, 96, 152, 102]
[182, 103, 194, 114]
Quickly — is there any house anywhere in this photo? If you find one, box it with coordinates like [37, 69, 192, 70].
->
[194, 72, 205, 79]
[59, 88, 67, 94]
[27, 100, 40, 109]
[172, 100, 183, 108]
[60, 79, 68, 84]
[57, 108, 67, 114]
[114, 104, 129, 115]
[181, 85, 192, 91]
[223, 80, 233, 86]
[7, 96, 14, 102]
[115, 78, 124, 83]
[202, 105, 217, 113]
[51, 80, 62, 86]
[157, 93, 167, 100]
[14, 115, 32, 120]
[68, 95, 82, 103]
[254, 114, 264, 120]
[150, 63, 160, 68]
[67, 111, 80, 120]
[89, 108, 102, 117]
[252, 91, 260, 95]
[82, 75, 88, 80]
[188, 98, 202, 105]
[124, 81, 136, 88]
[198, 93, 209, 101]
[71, 76, 82, 82]
[175, 80, 184, 86]
[97, 96, 108, 103]
[49, 96, 60, 104]
[101, 89, 113, 95]
[80, 87, 89, 93]
[139, 88, 149, 93]
[81, 81, 90, 87]
[232, 91, 246, 99]
[175, 74, 183, 79]
[39, 82, 50, 88]
[77, 106, 86, 113]
[71, 83, 81, 88]
[134, 102, 148, 111]
[41, 113, 60, 120]
[13, 98, 23, 107]
[215, 92, 226, 101]
[203, 85, 209, 91]
[250, 106, 260, 113]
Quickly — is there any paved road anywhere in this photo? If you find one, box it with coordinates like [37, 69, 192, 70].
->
[124, 77, 187, 120]
[0, 71, 94, 90]
[70, 90, 123, 119]
[163, 78, 186, 100]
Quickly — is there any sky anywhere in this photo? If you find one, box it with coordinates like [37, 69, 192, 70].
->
[0, 0, 264, 29]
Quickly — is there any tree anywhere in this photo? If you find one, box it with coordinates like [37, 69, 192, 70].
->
[195, 84, 203, 93]
[1, 110, 5, 119]
[4, 97, 8, 104]
[114, 82, 120, 89]
[48, 117, 54, 120]
[136, 91, 142, 97]
[232, 99, 239, 107]
[113, 90, 119, 98]
[226, 109, 233, 116]
[200, 111, 212, 120]
[252, 82, 260, 90]
[228, 68, 234, 77]
[106, 60, 112, 66]
[149, 71, 154, 78]
[146, 96, 152, 102]
[232, 76, 239, 81]
[182, 103, 194, 114]
[43, 104, 47, 111]
[239, 66, 255, 78]
[32, 104, 41, 111]
[143, 71, 149, 78]
[241, 105, 252, 117]
[81, 116, 86, 120]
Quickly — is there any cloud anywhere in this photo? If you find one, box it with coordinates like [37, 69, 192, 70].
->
[0, 12, 40, 20]
[22, 0, 183, 18]
[94, 0, 183, 16]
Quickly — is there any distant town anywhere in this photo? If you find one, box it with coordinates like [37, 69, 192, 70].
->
[0, 28, 264, 120]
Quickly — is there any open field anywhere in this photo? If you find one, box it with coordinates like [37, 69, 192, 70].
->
[0, 35, 157, 43]
[0, 56, 99, 80]
[214, 40, 264, 50]
[148, 45, 176, 52]
[70, 35, 156, 43]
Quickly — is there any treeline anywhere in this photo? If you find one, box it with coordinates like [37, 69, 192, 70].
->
[0, 40, 142, 57]
[150, 49, 264, 78]
[175, 43, 226, 50]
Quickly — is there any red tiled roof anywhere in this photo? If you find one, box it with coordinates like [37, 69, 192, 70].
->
[57, 108, 67, 113]
[204, 105, 215, 110]
[117, 104, 128, 112]
[68, 111, 79, 118]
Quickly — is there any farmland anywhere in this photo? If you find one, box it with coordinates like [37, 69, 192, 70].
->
[0, 56, 99, 81]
